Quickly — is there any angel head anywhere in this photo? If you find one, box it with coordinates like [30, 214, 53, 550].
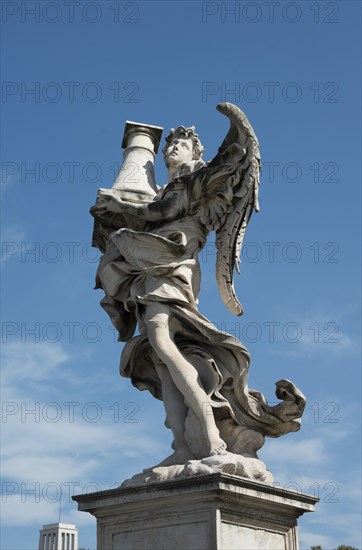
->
[162, 126, 205, 178]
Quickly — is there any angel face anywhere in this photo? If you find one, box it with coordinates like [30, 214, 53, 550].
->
[164, 138, 194, 168]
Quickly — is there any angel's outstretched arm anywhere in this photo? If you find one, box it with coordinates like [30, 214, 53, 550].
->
[90, 188, 184, 223]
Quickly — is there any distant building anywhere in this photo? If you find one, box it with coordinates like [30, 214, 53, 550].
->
[38, 523, 78, 550]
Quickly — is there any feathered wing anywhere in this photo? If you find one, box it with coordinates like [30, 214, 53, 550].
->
[215, 103, 260, 315]
[189, 103, 260, 316]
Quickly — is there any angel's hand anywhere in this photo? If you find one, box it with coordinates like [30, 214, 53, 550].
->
[98, 188, 118, 201]
[90, 190, 122, 218]
[95, 189, 127, 213]
[90, 203, 109, 218]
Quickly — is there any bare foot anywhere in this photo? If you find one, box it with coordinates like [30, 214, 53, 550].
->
[144, 446, 194, 470]
[209, 438, 228, 456]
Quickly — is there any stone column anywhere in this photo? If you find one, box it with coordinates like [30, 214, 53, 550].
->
[112, 121, 163, 202]
[91, 121, 163, 251]
[73, 473, 318, 550]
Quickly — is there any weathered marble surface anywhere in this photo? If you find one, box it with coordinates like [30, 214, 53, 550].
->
[90, 103, 306, 482]
[122, 452, 273, 487]
[73, 473, 318, 549]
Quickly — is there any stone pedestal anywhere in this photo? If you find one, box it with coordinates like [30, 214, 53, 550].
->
[73, 473, 318, 550]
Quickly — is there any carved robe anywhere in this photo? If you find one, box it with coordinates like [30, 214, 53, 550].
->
[94, 182, 305, 456]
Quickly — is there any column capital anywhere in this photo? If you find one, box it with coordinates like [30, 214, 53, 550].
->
[122, 121, 163, 154]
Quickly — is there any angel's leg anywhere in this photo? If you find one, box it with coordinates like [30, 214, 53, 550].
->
[144, 304, 226, 457]
[151, 362, 194, 467]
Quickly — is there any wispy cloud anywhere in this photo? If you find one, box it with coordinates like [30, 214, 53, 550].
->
[269, 314, 355, 358]
[259, 424, 361, 549]
[2, 341, 360, 548]
[299, 530, 334, 550]
[262, 436, 327, 466]
[2, 341, 69, 387]
[1, 225, 27, 265]
[1, 341, 168, 529]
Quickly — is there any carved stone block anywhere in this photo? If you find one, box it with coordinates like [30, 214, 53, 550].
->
[73, 473, 318, 549]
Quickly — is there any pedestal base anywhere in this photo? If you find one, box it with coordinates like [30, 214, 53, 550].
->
[73, 473, 318, 550]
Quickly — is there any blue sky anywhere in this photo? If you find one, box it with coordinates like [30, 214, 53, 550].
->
[1, 1, 361, 548]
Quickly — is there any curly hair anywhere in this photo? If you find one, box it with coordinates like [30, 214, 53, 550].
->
[162, 125, 204, 161]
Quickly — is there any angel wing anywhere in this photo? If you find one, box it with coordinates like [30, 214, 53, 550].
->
[189, 103, 260, 316]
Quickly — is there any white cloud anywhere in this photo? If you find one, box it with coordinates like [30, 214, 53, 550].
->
[268, 313, 355, 359]
[298, 530, 334, 549]
[1, 341, 168, 528]
[259, 425, 361, 549]
[2, 494, 63, 527]
[301, 506, 362, 549]
[262, 437, 327, 466]
[2, 341, 69, 387]
[2, 342, 360, 549]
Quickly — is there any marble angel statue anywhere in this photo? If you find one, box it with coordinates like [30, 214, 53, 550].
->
[90, 103, 306, 483]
